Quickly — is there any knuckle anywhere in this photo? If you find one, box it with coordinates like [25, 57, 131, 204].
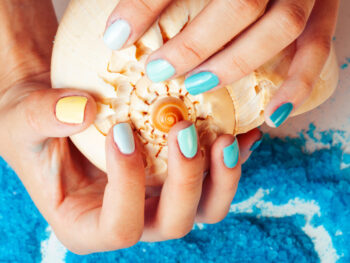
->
[230, 55, 254, 77]
[175, 168, 203, 193]
[312, 37, 332, 58]
[279, 3, 308, 38]
[133, 0, 156, 13]
[23, 92, 40, 132]
[104, 228, 142, 249]
[201, 214, 226, 224]
[298, 78, 314, 96]
[231, 0, 268, 17]
[179, 38, 207, 63]
[161, 224, 192, 240]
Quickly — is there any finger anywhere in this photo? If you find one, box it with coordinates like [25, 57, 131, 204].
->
[99, 123, 146, 250]
[16, 88, 96, 145]
[264, 0, 340, 127]
[103, 0, 172, 50]
[152, 121, 204, 240]
[146, 0, 268, 82]
[183, 0, 315, 95]
[237, 128, 263, 163]
[196, 128, 261, 223]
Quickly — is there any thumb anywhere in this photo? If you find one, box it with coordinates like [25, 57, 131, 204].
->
[18, 88, 97, 143]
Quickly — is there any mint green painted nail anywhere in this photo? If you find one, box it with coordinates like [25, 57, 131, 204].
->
[223, 140, 239, 169]
[250, 138, 263, 151]
[103, 20, 131, 50]
[270, 103, 294, 128]
[113, 123, 135, 155]
[177, 124, 198, 158]
[185, 72, 219, 95]
[146, 59, 175, 82]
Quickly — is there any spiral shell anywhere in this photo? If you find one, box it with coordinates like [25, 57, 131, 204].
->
[52, 0, 339, 185]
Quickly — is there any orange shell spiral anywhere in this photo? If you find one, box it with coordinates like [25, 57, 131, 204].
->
[151, 97, 189, 133]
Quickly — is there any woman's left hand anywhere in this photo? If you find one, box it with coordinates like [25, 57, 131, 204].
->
[104, 0, 339, 127]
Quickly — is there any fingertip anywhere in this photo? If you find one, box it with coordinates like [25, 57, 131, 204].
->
[105, 122, 144, 159]
[54, 90, 97, 128]
[105, 122, 145, 181]
[211, 135, 240, 170]
[264, 101, 294, 128]
[237, 128, 263, 163]
[168, 121, 202, 161]
[21, 88, 97, 140]
[103, 18, 132, 51]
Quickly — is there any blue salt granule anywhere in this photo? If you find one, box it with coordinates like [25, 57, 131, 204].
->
[0, 128, 349, 262]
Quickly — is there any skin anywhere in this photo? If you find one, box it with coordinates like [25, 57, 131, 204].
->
[106, 0, 340, 127]
[0, 0, 260, 254]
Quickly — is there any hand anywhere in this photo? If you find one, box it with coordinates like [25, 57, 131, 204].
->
[0, 0, 262, 254]
[104, 0, 339, 127]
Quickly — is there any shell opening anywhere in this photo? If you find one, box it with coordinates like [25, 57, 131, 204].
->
[151, 97, 189, 133]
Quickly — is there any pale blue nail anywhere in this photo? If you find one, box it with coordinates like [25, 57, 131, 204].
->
[146, 59, 176, 82]
[185, 72, 220, 96]
[103, 19, 131, 50]
[250, 138, 263, 151]
[270, 103, 294, 128]
[223, 140, 239, 169]
[113, 123, 135, 155]
[177, 124, 198, 158]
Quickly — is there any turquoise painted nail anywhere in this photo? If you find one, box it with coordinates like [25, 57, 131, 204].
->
[185, 72, 220, 96]
[113, 123, 135, 155]
[146, 59, 175, 82]
[103, 19, 131, 50]
[177, 124, 198, 158]
[270, 103, 294, 128]
[223, 140, 239, 169]
[250, 138, 263, 151]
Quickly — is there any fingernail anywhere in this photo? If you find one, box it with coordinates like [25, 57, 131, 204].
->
[56, 96, 87, 124]
[103, 19, 131, 50]
[113, 123, 135, 155]
[177, 124, 198, 158]
[185, 72, 220, 96]
[270, 102, 294, 128]
[223, 139, 239, 169]
[250, 138, 263, 152]
[146, 59, 176, 82]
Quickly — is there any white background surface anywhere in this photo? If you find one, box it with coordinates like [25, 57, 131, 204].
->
[52, 0, 350, 138]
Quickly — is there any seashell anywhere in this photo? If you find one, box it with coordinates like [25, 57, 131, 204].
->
[52, 0, 339, 186]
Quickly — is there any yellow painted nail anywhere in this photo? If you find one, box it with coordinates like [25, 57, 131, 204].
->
[56, 96, 88, 124]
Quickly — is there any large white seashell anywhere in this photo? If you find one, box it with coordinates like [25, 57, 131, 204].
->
[52, 0, 339, 185]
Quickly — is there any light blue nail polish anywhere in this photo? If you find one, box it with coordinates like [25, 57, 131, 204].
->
[223, 140, 239, 169]
[146, 59, 176, 82]
[270, 103, 294, 128]
[103, 19, 131, 50]
[250, 138, 263, 152]
[113, 123, 135, 155]
[185, 72, 220, 96]
[177, 124, 198, 158]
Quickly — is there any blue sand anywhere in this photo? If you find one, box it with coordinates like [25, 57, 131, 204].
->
[0, 127, 349, 262]
[340, 63, 348, 70]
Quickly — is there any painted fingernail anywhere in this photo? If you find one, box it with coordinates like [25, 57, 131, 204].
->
[250, 137, 263, 151]
[177, 124, 198, 158]
[103, 19, 131, 50]
[185, 72, 220, 96]
[223, 139, 239, 169]
[270, 103, 294, 128]
[113, 123, 135, 155]
[56, 96, 87, 124]
[146, 59, 176, 82]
